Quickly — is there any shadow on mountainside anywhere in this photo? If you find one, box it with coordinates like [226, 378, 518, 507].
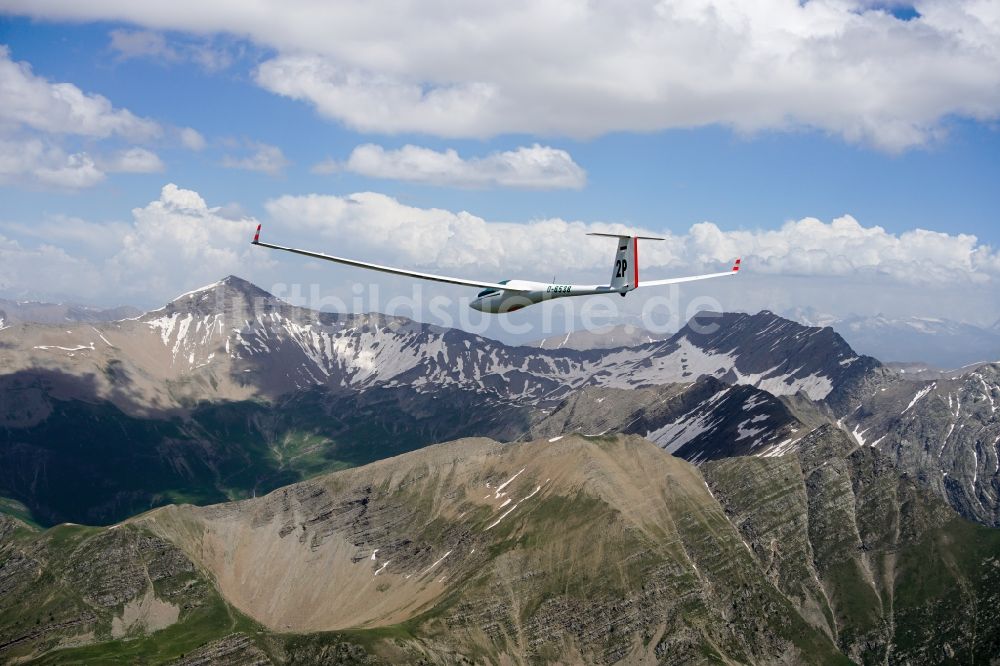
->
[0, 368, 536, 527]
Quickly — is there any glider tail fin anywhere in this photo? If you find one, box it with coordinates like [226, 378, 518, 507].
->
[587, 232, 665, 290]
[610, 236, 634, 290]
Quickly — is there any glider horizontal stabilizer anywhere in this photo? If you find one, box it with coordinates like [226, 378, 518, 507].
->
[586, 232, 666, 240]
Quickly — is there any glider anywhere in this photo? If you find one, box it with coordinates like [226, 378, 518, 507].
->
[251, 225, 740, 313]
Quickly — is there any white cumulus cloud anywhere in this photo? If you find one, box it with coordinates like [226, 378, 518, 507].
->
[105, 183, 262, 296]
[2, 185, 997, 326]
[0, 45, 160, 140]
[255, 56, 501, 138]
[33, 152, 105, 189]
[7, 0, 993, 149]
[0, 138, 164, 188]
[0, 47, 204, 188]
[0, 184, 264, 302]
[339, 143, 586, 189]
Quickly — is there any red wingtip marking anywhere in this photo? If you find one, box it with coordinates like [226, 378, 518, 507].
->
[733, 257, 741, 272]
[633, 236, 639, 287]
[253, 224, 261, 243]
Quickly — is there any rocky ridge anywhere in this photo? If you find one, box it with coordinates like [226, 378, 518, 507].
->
[3, 434, 999, 664]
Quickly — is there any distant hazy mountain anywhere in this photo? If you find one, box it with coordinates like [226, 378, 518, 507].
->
[529, 323, 669, 350]
[0, 297, 140, 327]
[784, 307, 1000, 369]
[884, 360, 994, 380]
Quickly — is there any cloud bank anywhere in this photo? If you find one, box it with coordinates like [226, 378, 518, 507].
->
[264, 192, 1000, 286]
[5, 0, 998, 149]
[0, 184, 262, 301]
[1, 185, 997, 328]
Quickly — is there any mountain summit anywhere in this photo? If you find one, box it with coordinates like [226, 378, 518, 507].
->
[145, 275, 280, 319]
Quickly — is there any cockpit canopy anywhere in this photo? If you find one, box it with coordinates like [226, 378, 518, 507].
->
[477, 280, 510, 298]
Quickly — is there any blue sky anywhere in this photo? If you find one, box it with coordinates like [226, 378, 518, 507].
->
[1, 2, 998, 335]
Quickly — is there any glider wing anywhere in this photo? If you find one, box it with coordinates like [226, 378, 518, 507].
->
[636, 258, 741, 287]
[251, 225, 529, 292]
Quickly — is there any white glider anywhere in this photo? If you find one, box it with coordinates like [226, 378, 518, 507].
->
[251, 225, 740, 313]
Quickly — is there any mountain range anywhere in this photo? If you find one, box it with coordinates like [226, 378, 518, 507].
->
[0, 298, 141, 328]
[0, 276, 885, 525]
[1, 275, 999, 664]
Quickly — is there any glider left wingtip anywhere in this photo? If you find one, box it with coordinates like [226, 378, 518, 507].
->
[252, 224, 261, 245]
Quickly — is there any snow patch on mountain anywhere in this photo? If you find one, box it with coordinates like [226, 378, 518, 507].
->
[172, 280, 224, 302]
[647, 408, 720, 454]
[902, 383, 936, 413]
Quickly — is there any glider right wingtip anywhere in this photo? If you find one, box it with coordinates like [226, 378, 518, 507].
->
[252, 224, 261, 245]
[732, 257, 741, 273]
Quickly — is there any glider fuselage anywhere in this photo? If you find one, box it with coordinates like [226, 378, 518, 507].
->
[469, 280, 626, 313]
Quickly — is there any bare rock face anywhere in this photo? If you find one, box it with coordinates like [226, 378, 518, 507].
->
[167, 633, 273, 666]
[845, 363, 1000, 527]
[0, 521, 217, 662]
[673, 311, 887, 413]
[704, 425, 1000, 664]
[527, 378, 814, 461]
[8, 277, 1000, 663]
[139, 435, 849, 662]
[530, 323, 669, 350]
[1, 275, 994, 549]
